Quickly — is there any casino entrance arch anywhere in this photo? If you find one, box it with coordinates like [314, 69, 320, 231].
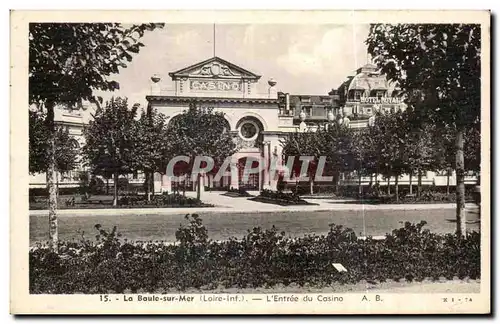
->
[237, 156, 261, 190]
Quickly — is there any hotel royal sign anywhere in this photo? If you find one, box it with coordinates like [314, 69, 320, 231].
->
[359, 97, 402, 104]
[190, 80, 242, 91]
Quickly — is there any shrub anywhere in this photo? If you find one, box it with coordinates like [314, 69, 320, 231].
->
[227, 187, 252, 197]
[334, 185, 476, 204]
[118, 192, 207, 207]
[260, 189, 300, 201]
[29, 215, 481, 294]
[252, 190, 315, 206]
[117, 177, 129, 192]
[89, 176, 105, 195]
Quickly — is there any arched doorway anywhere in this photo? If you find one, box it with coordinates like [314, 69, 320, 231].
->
[237, 156, 260, 190]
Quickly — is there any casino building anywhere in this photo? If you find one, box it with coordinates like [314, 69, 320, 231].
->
[29, 57, 476, 191]
[146, 56, 297, 192]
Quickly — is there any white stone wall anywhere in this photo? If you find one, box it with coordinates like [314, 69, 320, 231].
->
[151, 102, 281, 133]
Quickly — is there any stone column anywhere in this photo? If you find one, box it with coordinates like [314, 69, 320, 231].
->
[269, 143, 279, 191]
[262, 141, 271, 189]
[161, 174, 172, 193]
[208, 174, 213, 189]
[196, 173, 205, 195]
[230, 158, 239, 190]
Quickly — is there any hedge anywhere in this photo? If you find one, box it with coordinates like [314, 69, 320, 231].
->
[30, 214, 480, 294]
[118, 192, 210, 207]
[250, 189, 314, 206]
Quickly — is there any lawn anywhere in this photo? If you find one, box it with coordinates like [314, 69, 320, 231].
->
[29, 208, 480, 245]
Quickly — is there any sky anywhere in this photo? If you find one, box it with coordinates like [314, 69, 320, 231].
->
[101, 23, 371, 107]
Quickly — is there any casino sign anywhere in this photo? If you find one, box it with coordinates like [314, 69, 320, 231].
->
[190, 80, 242, 91]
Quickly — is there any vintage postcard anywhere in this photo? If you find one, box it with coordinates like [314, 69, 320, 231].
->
[10, 10, 490, 314]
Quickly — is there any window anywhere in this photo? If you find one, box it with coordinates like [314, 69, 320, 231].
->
[354, 91, 361, 101]
[376, 91, 385, 99]
[239, 121, 259, 140]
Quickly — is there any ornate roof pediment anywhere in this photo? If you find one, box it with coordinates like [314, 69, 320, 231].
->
[168, 56, 261, 81]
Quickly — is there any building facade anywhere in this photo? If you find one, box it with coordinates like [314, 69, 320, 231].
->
[29, 58, 477, 192]
[336, 63, 406, 128]
[146, 56, 297, 192]
[29, 102, 93, 189]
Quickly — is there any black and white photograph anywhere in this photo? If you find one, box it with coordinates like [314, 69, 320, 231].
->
[10, 10, 490, 314]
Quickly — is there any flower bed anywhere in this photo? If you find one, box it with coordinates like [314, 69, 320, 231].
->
[222, 187, 254, 198]
[118, 193, 212, 208]
[29, 193, 213, 210]
[331, 186, 477, 205]
[250, 189, 316, 206]
[30, 215, 480, 294]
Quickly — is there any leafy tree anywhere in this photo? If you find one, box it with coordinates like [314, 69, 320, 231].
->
[29, 22, 163, 250]
[281, 122, 352, 194]
[464, 124, 481, 173]
[432, 124, 457, 194]
[281, 130, 322, 194]
[132, 108, 170, 200]
[166, 103, 237, 200]
[369, 111, 407, 201]
[82, 97, 139, 206]
[434, 123, 481, 194]
[29, 110, 79, 175]
[400, 113, 437, 197]
[367, 24, 481, 236]
[348, 128, 377, 195]
[320, 122, 353, 189]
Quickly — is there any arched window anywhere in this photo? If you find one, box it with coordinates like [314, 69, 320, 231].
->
[236, 116, 264, 142]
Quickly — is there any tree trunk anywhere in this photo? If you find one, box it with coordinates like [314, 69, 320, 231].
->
[113, 172, 119, 206]
[417, 169, 422, 198]
[446, 168, 451, 195]
[196, 173, 201, 200]
[409, 170, 413, 195]
[358, 170, 362, 196]
[395, 175, 399, 202]
[106, 178, 109, 195]
[369, 174, 373, 187]
[150, 171, 155, 197]
[309, 176, 314, 195]
[455, 127, 466, 236]
[145, 171, 151, 202]
[387, 176, 390, 195]
[183, 176, 186, 197]
[46, 102, 58, 252]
